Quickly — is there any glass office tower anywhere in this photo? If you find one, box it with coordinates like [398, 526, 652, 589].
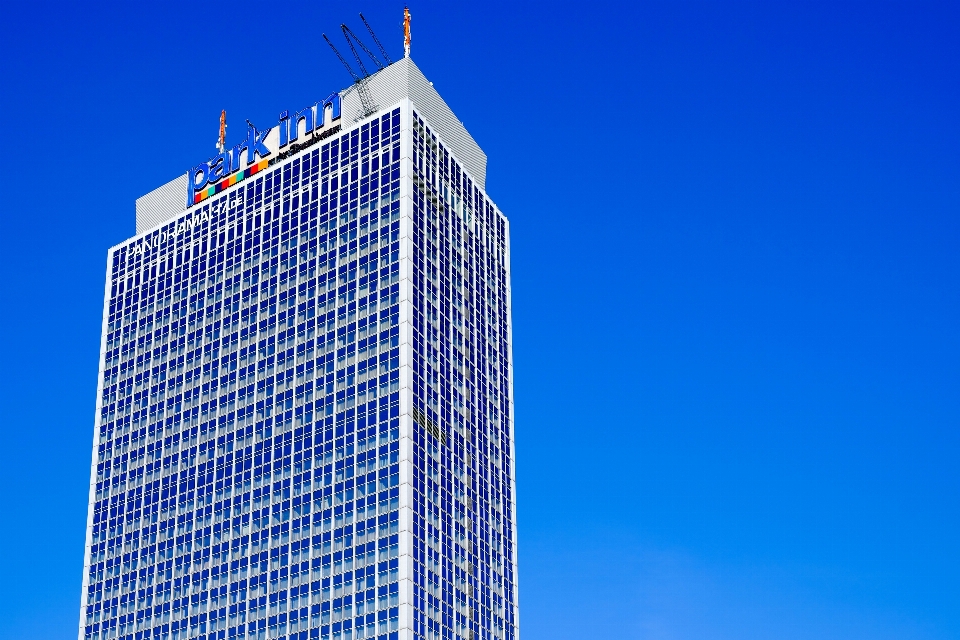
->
[80, 58, 518, 640]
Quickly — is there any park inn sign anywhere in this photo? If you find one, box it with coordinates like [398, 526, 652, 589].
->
[126, 91, 342, 264]
[186, 92, 341, 207]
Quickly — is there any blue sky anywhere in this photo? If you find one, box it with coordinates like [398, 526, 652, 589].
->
[1, 1, 959, 638]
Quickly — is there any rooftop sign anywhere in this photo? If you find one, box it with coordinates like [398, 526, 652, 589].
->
[187, 92, 341, 207]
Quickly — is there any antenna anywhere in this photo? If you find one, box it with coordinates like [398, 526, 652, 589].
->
[403, 7, 411, 58]
[217, 110, 227, 153]
[324, 33, 361, 82]
[342, 23, 384, 70]
[324, 32, 377, 119]
[341, 25, 370, 77]
[360, 13, 393, 64]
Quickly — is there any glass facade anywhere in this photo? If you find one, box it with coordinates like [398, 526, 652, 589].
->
[82, 98, 517, 640]
[409, 113, 516, 640]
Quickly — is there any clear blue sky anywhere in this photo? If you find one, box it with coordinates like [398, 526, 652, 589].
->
[1, 1, 959, 638]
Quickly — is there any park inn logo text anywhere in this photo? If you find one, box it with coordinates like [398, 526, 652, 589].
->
[124, 91, 343, 263]
[186, 92, 341, 206]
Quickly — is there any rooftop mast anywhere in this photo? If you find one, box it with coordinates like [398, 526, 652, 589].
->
[342, 24, 385, 73]
[360, 13, 393, 65]
[323, 32, 378, 118]
[217, 110, 227, 153]
[403, 7, 411, 58]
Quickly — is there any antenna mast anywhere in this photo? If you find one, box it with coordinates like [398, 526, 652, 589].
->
[342, 24, 384, 72]
[403, 7, 411, 58]
[324, 34, 361, 81]
[360, 13, 393, 64]
[217, 110, 227, 153]
[324, 32, 378, 119]
[341, 25, 370, 77]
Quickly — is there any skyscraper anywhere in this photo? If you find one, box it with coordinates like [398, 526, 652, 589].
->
[81, 56, 518, 640]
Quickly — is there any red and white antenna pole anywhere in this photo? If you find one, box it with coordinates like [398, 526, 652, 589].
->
[403, 7, 411, 58]
[217, 110, 227, 153]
